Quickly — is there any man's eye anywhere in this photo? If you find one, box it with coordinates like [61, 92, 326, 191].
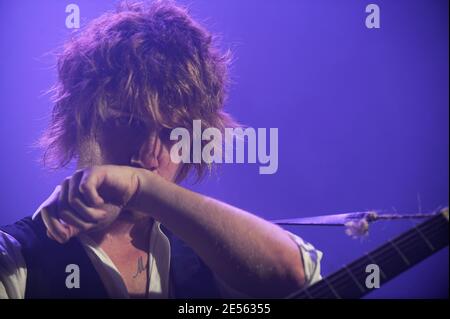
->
[159, 128, 174, 143]
[114, 117, 131, 126]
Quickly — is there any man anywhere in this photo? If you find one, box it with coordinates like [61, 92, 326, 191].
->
[0, 1, 321, 298]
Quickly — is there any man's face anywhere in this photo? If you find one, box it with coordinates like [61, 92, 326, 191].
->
[131, 130, 181, 182]
[96, 117, 181, 182]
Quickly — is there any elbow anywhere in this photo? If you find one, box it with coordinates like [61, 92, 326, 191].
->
[271, 253, 307, 298]
[267, 237, 308, 297]
[245, 251, 307, 298]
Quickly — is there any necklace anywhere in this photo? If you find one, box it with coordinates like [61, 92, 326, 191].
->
[144, 219, 155, 299]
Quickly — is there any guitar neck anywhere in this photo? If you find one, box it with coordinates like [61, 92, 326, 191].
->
[290, 210, 449, 299]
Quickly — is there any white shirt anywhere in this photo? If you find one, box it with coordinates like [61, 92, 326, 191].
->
[0, 220, 322, 299]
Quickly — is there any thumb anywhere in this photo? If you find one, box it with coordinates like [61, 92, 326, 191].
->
[79, 168, 105, 207]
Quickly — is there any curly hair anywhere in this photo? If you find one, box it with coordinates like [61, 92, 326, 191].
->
[40, 0, 236, 182]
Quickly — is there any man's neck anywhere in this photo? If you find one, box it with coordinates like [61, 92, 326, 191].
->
[88, 210, 153, 251]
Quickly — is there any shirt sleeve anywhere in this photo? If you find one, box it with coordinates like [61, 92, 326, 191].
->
[0, 230, 27, 299]
[215, 231, 323, 298]
[286, 231, 323, 287]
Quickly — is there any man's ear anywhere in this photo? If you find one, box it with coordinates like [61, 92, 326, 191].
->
[130, 134, 160, 171]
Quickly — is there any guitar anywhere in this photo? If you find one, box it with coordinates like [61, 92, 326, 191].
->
[289, 208, 449, 299]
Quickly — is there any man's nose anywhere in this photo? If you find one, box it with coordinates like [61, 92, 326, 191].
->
[130, 157, 158, 172]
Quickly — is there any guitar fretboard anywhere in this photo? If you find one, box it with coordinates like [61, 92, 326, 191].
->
[290, 211, 449, 299]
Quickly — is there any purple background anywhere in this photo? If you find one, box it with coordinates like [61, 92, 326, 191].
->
[0, 0, 448, 298]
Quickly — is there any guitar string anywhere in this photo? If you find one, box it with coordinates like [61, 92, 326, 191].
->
[307, 216, 447, 298]
[298, 217, 444, 298]
[292, 215, 447, 298]
[306, 216, 447, 298]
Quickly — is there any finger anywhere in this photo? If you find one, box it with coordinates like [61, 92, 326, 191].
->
[58, 178, 83, 238]
[58, 178, 72, 216]
[69, 196, 107, 223]
[59, 209, 94, 232]
[68, 171, 98, 223]
[68, 170, 83, 208]
[46, 229, 57, 241]
[41, 204, 69, 244]
[79, 167, 105, 207]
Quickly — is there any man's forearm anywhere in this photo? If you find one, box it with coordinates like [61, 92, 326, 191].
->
[129, 169, 305, 297]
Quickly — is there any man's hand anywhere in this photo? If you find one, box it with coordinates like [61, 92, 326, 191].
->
[38, 165, 142, 243]
[35, 164, 307, 296]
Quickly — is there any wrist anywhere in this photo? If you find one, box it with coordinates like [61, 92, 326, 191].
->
[126, 168, 158, 212]
[126, 168, 146, 210]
